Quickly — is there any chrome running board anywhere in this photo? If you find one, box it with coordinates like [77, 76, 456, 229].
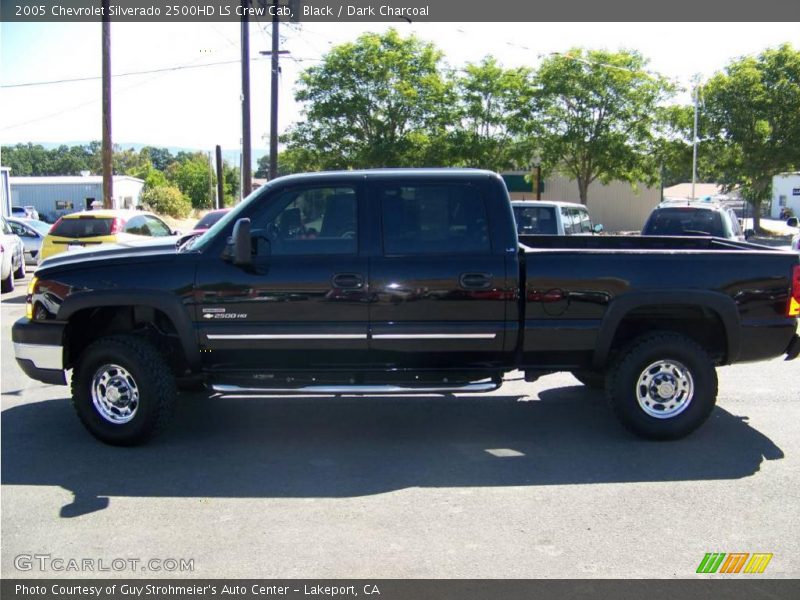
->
[211, 381, 501, 395]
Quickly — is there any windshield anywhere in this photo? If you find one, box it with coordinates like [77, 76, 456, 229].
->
[24, 219, 52, 235]
[183, 185, 267, 252]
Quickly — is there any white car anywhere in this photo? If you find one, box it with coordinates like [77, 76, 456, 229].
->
[6, 216, 51, 265]
[1, 216, 26, 293]
[512, 200, 603, 235]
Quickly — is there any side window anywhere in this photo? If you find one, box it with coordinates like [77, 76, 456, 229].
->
[8, 221, 27, 236]
[513, 206, 557, 234]
[124, 215, 149, 236]
[561, 207, 580, 234]
[380, 184, 490, 255]
[559, 207, 570, 233]
[728, 210, 742, 236]
[577, 209, 593, 233]
[144, 216, 171, 237]
[258, 186, 357, 256]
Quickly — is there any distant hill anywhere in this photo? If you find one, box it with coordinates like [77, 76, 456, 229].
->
[5, 141, 267, 170]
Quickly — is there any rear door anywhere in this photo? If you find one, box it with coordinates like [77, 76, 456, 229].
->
[367, 178, 510, 370]
[193, 179, 370, 373]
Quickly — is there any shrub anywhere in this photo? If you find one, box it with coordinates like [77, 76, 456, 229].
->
[140, 185, 192, 218]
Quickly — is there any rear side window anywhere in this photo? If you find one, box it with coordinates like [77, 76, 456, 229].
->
[380, 184, 490, 255]
[643, 208, 725, 237]
[513, 206, 557, 235]
[51, 217, 115, 238]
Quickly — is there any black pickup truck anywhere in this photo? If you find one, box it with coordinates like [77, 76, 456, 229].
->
[13, 169, 800, 445]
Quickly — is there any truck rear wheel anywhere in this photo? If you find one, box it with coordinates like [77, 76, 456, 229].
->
[71, 335, 176, 446]
[606, 333, 718, 440]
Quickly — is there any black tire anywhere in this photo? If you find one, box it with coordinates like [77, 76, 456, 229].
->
[14, 256, 26, 279]
[71, 335, 176, 446]
[606, 333, 718, 440]
[571, 369, 606, 390]
[1, 271, 14, 293]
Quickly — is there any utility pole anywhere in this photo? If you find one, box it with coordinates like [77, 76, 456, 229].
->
[215, 145, 224, 209]
[240, 1, 252, 197]
[261, 1, 290, 181]
[691, 75, 700, 201]
[101, 0, 113, 209]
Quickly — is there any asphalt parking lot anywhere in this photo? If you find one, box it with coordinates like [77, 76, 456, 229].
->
[2, 272, 799, 579]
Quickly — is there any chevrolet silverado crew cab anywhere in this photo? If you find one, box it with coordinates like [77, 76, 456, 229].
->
[13, 169, 800, 446]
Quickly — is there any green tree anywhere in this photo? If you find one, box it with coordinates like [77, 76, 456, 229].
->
[141, 146, 174, 172]
[140, 185, 192, 218]
[254, 152, 296, 179]
[533, 48, 674, 203]
[113, 146, 151, 176]
[701, 43, 800, 231]
[283, 29, 454, 170]
[449, 57, 532, 171]
[222, 161, 240, 207]
[167, 152, 214, 209]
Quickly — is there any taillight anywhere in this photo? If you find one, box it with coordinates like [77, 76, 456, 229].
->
[25, 276, 38, 320]
[50, 217, 62, 233]
[110, 218, 124, 234]
[789, 264, 800, 317]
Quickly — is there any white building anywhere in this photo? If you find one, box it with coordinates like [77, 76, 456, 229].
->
[10, 175, 144, 223]
[771, 172, 800, 219]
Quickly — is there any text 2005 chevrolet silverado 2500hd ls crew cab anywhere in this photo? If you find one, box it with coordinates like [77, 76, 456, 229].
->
[13, 170, 800, 445]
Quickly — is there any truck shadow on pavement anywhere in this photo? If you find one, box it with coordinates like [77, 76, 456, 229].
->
[1, 386, 784, 518]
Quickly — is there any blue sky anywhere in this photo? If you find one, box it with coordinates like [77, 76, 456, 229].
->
[2, 21, 799, 152]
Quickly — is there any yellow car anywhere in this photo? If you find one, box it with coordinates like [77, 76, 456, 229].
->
[40, 209, 178, 261]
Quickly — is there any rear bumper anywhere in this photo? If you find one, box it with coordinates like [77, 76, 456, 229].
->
[12, 317, 67, 385]
[787, 334, 800, 361]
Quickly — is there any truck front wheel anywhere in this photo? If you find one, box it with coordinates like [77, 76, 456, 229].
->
[606, 333, 718, 440]
[71, 335, 176, 446]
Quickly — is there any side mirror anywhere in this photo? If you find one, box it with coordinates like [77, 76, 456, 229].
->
[787, 217, 799, 228]
[744, 229, 755, 240]
[593, 223, 604, 234]
[171, 229, 181, 236]
[230, 218, 252, 266]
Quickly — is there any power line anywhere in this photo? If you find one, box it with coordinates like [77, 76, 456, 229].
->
[2, 56, 267, 89]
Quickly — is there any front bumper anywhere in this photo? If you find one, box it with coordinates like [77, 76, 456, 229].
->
[12, 317, 67, 385]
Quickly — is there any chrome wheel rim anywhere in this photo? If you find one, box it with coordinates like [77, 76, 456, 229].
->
[635, 359, 694, 419]
[91, 364, 140, 424]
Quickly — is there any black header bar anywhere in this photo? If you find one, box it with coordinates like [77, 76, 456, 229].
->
[2, 0, 799, 22]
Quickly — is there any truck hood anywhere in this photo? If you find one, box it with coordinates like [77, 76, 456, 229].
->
[38, 237, 179, 270]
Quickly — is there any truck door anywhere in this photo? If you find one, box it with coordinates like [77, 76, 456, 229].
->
[193, 180, 370, 373]
[367, 179, 510, 370]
